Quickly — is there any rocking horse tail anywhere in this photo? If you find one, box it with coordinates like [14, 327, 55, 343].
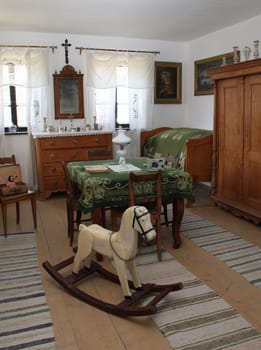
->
[72, 224, 93, 274]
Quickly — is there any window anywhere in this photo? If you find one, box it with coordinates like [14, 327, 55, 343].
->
[115, 66, 129, 129]
[0, 48, 49, 135]
[2, 63, 28, 133]
[96, 66, 130, 130]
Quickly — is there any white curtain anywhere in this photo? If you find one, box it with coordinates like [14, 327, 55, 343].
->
[128, 53, 154, 156]
[0, 47, 49, 134]
[85, 50, 154, 157]
[25, 48, 49, 133]
[0, 48, 49, 186]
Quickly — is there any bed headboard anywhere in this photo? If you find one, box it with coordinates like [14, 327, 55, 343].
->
[140, 127, 172, 156]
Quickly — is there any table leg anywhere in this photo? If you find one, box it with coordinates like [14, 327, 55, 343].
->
[91, 207, 102, 223]
[172, 198, 185, 249]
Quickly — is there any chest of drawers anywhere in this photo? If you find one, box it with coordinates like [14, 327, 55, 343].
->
[34, 132, 112, 199]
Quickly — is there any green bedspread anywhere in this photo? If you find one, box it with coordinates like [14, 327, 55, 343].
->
[143, 128, 213, 170]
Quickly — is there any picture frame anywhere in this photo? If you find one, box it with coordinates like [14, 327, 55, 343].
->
[53, 64, 84, 119]
[154, 61, 182, 104]
[194, 51, 239, 96]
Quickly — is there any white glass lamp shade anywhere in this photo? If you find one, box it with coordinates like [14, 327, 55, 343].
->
[112, 129, 131, 165]
[112, 129, 131, 146]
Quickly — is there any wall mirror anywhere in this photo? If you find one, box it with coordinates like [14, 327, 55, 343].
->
[53, 64, 84, 119]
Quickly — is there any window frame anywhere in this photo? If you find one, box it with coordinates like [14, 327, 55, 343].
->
[2, 64, 28, 135]
[115, 86, 130, 130]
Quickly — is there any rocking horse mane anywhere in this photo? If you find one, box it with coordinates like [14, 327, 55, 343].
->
[119, 206, 139, 231]
[118, 206, 152, 239]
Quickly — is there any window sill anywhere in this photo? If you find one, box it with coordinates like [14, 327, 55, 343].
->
[4, 131, 28, 136]
[4, 127, 28, 135]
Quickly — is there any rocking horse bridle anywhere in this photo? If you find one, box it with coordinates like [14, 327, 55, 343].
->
[133, 206, 154, 242]
[109, 207, 154, 262]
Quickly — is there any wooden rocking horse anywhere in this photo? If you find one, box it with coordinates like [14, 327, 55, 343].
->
[43, 206, 183, 317]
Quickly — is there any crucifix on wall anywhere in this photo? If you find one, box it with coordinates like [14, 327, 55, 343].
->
[61, 39, 71, 64]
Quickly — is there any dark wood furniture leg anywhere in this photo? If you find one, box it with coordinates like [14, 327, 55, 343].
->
[172, 198, 184, 249]
[30, 195, 37, 229]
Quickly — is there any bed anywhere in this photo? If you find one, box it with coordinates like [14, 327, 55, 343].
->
[140, 127, 213, 183]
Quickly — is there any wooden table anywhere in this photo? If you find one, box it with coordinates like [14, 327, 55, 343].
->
[68, 158, 194, 248]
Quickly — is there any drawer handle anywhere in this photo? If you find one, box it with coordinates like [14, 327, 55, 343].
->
[72, 139, 78, 144]
[72, 151, 80, 158]
[49, 153, 56, 160]
[96, 138, 100, 143]
[51, 167, 57, 173]
[49, 140, 56, 146]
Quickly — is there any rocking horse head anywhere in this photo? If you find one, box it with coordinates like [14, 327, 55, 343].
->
[121, 205, 156, 243]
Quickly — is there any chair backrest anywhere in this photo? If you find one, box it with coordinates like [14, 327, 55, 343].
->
[128, 171, 162, 213]
[87, 149, 112, 160]
[0, 155, 16, 166]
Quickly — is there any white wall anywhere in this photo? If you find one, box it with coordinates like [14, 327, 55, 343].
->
[152, 40, 187, 128]
[186, 14, 261, 130]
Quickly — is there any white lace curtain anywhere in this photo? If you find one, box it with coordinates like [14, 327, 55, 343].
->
[0, 47, 49, 186]
[0, 47, 49, 135]
[84, 50, 154, 157]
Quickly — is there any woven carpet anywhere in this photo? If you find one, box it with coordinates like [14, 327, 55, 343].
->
[180, 211, 261, 289]
[0, 232, 55, 350]
[135, 246, 261, 350]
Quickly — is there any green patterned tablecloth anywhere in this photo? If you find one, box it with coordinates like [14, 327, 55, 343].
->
[68, 157, 194, 213]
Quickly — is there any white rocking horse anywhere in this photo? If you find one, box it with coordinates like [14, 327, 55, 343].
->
[43, 205, 184, 316]
[73, 206, 156, 298]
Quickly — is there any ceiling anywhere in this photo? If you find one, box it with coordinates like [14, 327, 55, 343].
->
[1, 0, 261, 42]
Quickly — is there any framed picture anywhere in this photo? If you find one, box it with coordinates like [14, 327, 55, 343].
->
[53, 64, 84, 119]
[154, 61, 182, 104]
[194, 51, 239, 96]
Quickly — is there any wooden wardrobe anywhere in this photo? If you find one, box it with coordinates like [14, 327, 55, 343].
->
[210, 59, 261, 224]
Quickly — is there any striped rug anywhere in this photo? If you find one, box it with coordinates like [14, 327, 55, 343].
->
[136, 246, 261, 350]
[0, 232, 55, 350]
[180, 211, 261, 289]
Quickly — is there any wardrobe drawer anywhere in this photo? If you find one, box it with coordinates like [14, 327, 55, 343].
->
[39, 134, 111, 149]
[43, 163, 64, 176]
[42, 149, 87, 163]
[44, 176, 65, 191]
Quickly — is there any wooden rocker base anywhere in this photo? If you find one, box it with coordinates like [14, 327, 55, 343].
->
[42, 255, 183, 317]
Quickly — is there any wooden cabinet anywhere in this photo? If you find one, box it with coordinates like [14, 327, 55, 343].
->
[34, 132, 112, 199]
[210, 59, 261, 224]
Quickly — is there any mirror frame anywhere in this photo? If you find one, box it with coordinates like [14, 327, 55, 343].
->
[53, 64, 84, 119]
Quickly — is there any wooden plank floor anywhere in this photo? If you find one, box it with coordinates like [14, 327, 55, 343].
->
[1, 184, 261, 350]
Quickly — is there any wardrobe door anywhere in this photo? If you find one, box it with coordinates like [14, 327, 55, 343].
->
[216, 77, 244, 201]
[244, 74, 261, 211]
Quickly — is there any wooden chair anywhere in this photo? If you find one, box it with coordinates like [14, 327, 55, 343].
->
[87, 149, 112, 225]
[0, 155, 37, 236]
[61, 161, 91, 246]
[128, 171, 163, 261]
